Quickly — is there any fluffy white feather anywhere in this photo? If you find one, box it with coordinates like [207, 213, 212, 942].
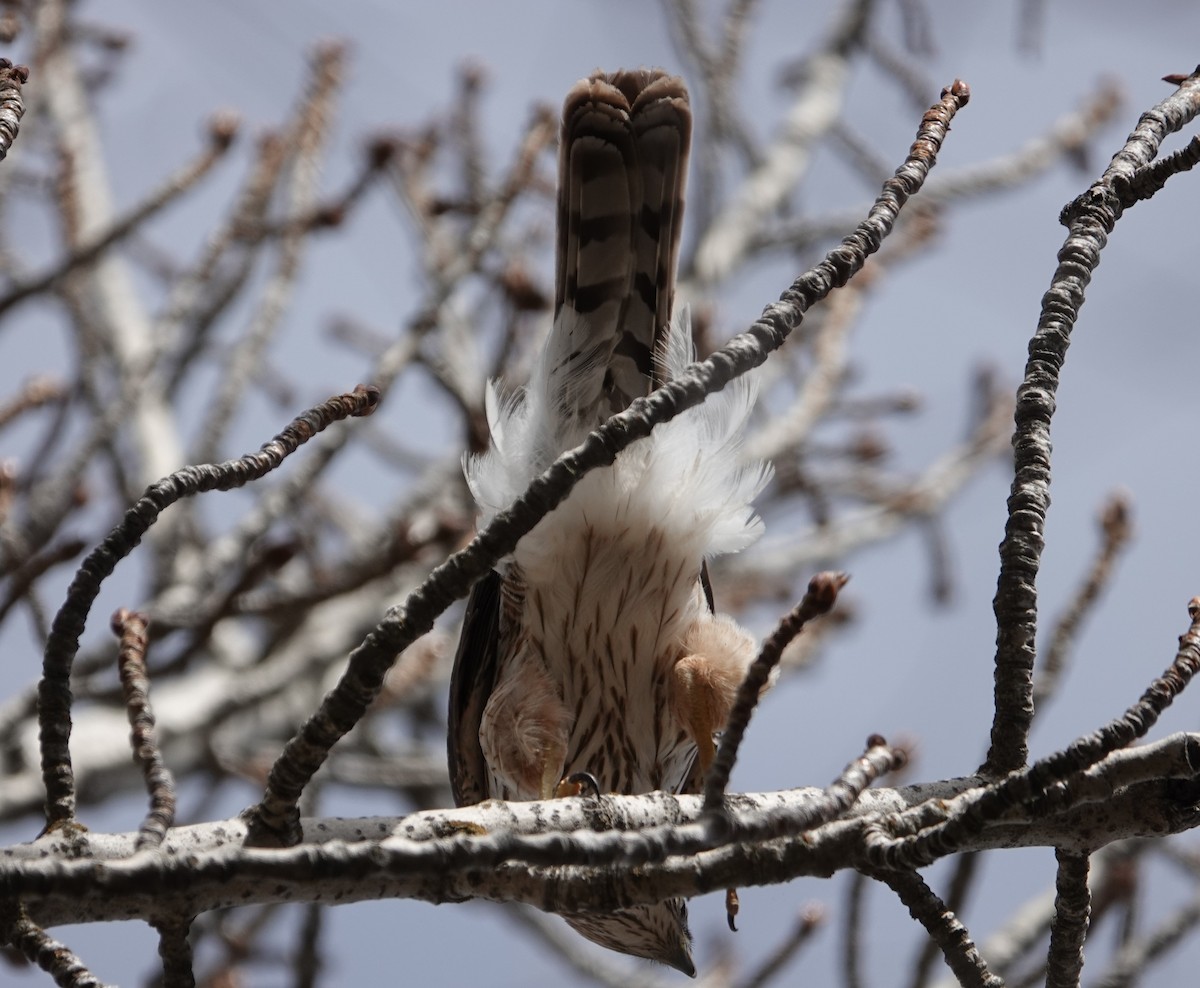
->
[464, 308, 771, 563]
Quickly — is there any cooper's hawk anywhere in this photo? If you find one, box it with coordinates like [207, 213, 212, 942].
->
[449, 68, 771, 976]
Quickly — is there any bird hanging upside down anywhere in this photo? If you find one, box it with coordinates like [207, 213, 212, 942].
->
[448, 68, 772, 976]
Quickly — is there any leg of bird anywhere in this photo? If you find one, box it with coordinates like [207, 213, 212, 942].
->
[672, 611, 763, 936]
[541, 756, 568, 801]
[672, 653, 724, 776]
[671, 610, 761, 777]
[478, 653, 571, 802]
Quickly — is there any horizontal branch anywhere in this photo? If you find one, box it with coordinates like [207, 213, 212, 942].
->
[6, 733, 1198, 930]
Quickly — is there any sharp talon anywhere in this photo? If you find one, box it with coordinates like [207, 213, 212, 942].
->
[725, 888, 740, 932]
[565, 771, 601, 798]
[553, 771, 601, 799]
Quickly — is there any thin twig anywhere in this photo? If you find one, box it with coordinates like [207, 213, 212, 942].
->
[0, 375, 65, 431]
[0, 112, 239, 320]
[864, 32, 934, 109]
[907, 852, 981, 988]
[111, 608, 176, 850]
[291, 902, 323, 988]
[690, 0, 876, 288]
[868, 597, 1200, 869]
[1089, 889, 1200, 988]
[1035, 492, 1132, 711]
[249, 133, 394, 240]
[505, 905, 680, 988]
[451, 61, 487, 207]
[737, 904, 824, 988]
[843, 870, 867, 988]
[704, 571, 848, 806]
[1113, 133, 1200, 206]
[0, 536, 85, 624]
[752, 82, 1123, 256]
[191, 42, 343, 466]
[160, 129, 290, 397]
[929, 885, 1056, 988]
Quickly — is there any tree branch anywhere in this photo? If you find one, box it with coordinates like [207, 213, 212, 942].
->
[6, 732, 1199, 930]
[985, 70, 1200, 776]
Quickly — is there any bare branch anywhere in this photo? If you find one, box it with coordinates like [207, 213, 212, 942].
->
[0, 112, 239, 320]
[192, 42, 345, 466]
[7, 728, 1200, 931]
[736, 904, 824, 988]
[0, 58, 29, 161]
[111, 608, 175, 850]
[690, 0, 875, 289]
[869, 605, 1200, 870]
[874, 868, 1002, 988]
[984, 73, 1200, 777]
[1045, 849, 1090, 988]
[704, 571, 850, 806]
[4, 7, 1199, 984]
[906, 852, 982, 988]
[1090, 889, 1200, 988]
[152, 916, 195, 988]
[1035, 492, 1132, 711]
[0, 900, 111, 987]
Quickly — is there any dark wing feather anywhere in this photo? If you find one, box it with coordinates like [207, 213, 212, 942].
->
[447, 569, 503, 806]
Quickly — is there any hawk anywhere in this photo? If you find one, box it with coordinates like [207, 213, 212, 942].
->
[449, 68, 771, 976]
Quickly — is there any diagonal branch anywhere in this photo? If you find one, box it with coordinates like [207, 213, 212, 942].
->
[704, 571, 849, 807]
[0, 899, 110, 987]
[874, 868, 1002, 988]
[1034, 492, 1132, 712]
[0, 112, 238, 320]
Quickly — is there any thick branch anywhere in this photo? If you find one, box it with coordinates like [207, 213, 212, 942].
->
[5, 733, 1198, 930]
